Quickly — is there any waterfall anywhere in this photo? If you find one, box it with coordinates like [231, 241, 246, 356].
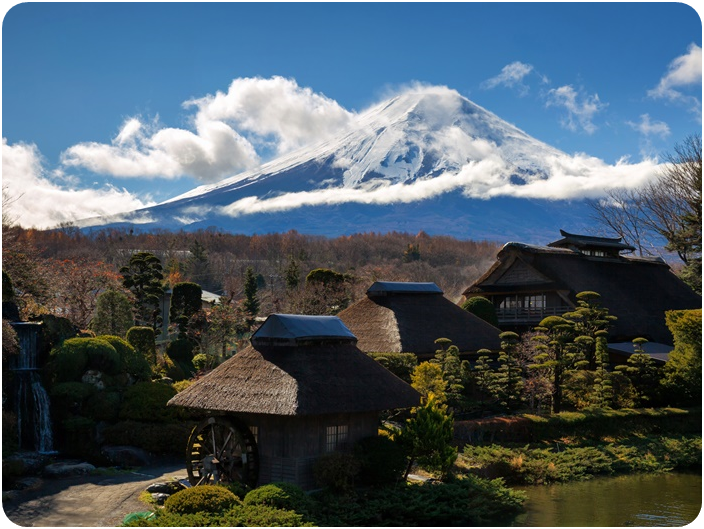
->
[10, 322, 55, 454]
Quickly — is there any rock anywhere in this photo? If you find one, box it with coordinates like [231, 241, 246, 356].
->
[146, 479, 186, 494]
[3, 451, 51, 476]
[43, 462, 96, 477]
[101, 445, 151, 467]
[151, 492, 170, 505]
[14, 477, 43, 491]
[81, 370, 106, 390]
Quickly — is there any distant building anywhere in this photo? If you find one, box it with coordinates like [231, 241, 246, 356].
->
[337, 281, 501, 358]
[168, 314, 420, 490]
[462, 230, 701, 345]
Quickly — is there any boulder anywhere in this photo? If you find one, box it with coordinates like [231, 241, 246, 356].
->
[101, 445, 151, 467]
[43, 461, 96, 477]
[81, 370, 106, 390]
[151, 492, 170, 505]
[146, 480, 185, 494]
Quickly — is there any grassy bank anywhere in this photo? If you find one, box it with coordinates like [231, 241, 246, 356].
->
[456, 408, 701, 486]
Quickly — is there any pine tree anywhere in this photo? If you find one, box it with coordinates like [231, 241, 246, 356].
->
[120, 252, 165, 331]
[615, 337, 659, 406]
[495, 331, 524, 410]
[242, 267, 260, 328]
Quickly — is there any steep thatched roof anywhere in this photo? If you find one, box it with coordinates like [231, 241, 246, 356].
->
[464, 241, 701, 343]
[337, 282, 501, 356]
[168, 314, 420, 415]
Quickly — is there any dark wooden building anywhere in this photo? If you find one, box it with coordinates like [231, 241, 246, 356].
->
[462, 230, 701, 344]
[337, 281, 501, 359]
[168, 314, 420, 490]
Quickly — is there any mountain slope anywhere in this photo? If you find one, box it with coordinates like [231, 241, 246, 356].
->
[79, 87, 595, 241]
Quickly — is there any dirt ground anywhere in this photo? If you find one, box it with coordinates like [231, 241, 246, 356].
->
[2, 462, 187, 527]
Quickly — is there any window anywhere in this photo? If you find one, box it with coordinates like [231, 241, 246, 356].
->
[249, 425, 258, 443]
[326, 425, 349, 452]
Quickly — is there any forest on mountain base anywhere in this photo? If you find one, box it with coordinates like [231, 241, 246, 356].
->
[2, 225, 501, 322]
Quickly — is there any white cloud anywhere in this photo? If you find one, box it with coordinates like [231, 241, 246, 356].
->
[61, 76, 354, 183]
[216, 149, 660, 218]
[187, 76, 355, 155]
[627, 114, 671, 139]
[481, 62, 535, 95]
[2, 138, 153, 229]
[545, 85, 606, 134]
[648, 43, 702, 121]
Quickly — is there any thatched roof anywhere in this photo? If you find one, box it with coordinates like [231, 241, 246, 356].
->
[168, 314, 420, 415]
[337, 281, 501, 356]
[464, 240, 701, 344]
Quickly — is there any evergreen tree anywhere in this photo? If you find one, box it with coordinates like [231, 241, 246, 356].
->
[284, 255, 300, 291]
[590, 330, 614, 408]
[661, 309, 702, 405]
[530, 316, 578, 413]
[472, 350, 498, 413]
[170, 282, 203, 338]
[431, 338, 470, 410]
[400, 394, 457, 481]
[187, 240, 212, 290]
[495, 331, 524, 410]
[616, 338, 660, 407]
[89, 289, 134, 337]
[411, 361, 447, 403]
[120, 252, 165, 331]
[562, 291, 616, 370]
[243, 267, 260, 327]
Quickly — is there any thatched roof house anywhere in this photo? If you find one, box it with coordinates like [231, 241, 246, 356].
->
[168, 314, 420, 489]
[463, 230, 701, 344]
[337, 281, 501, 358]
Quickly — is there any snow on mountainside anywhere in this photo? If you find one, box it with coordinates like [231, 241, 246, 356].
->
[77, 87, 613, 240]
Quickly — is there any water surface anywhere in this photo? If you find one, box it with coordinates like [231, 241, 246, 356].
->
[513, 472, 702, 527]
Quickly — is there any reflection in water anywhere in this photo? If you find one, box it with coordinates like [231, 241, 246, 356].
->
[513, 472, 702, 527]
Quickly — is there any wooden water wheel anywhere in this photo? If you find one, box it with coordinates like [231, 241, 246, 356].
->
[186, 416, 258, 488]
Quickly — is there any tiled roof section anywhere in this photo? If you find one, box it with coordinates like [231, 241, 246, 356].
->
[251, 314, 357, 345]
[548, 229, 636, 252]
[367, 281, 443, 295]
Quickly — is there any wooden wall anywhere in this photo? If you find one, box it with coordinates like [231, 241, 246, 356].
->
[236, 411, 378, 490]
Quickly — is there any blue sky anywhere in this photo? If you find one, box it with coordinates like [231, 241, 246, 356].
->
[2, 2, 702, 229]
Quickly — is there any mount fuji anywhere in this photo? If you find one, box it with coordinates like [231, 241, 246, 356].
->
[78, 87, 619, 243]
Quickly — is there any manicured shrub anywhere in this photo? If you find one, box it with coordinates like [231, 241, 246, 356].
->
[354, 435, 408, 486]
[223, 504, 312, 527]
[100, 420, 194, 455]
[312, 452, 361, 492]
[157, 354, 185, 382]
[164, 485, 238, 515]
[119, 381, 177, 423]
[52, 337, 124, 382]
[461, 296, 499, 327]
[126, 326, 157, 367]
[171, 379, 192, 393]
[367, 352, 418, 383]
[170, 282, 203, 336]
[165, 338, 196, 378]
[98, 335, 152, 381]
[84, 389, 121, 422]
[243, 482, 313, 514]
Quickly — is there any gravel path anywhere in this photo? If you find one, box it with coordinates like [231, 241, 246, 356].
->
[2, 462, 186, 527]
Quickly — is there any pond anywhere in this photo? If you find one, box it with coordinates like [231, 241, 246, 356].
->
[512, 472, 702, 527]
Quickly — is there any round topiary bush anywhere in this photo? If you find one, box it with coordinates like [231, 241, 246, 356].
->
[164, 485, 239, 515]
[126, 326, 157, 367]
[242, 482, 313, 513]
[84, 389, 121, 422]
[461, 296, 499, 327]
[354, 435, 408, 486]
[119, 381, 177, 423]
[98, 335, 152, 381]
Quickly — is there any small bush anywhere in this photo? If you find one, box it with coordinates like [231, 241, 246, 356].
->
[84, 389, 121, 422]
[461, 296, 499, 327]
[312, 452, 361, 492]
[126, 326, 157, 366]
[367, 352, 418, 383]
[223, 504, 312, 527]
[172, 379, 193, 393]
[243, 482, 313, 514]
[165, 339, 196, 378]
[98, 335, 152, 381]
[101, 420, 194, 454]
[354, 435, 408, 486]
[164, 485, 239, 515]
[119, 381, 177, 423]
